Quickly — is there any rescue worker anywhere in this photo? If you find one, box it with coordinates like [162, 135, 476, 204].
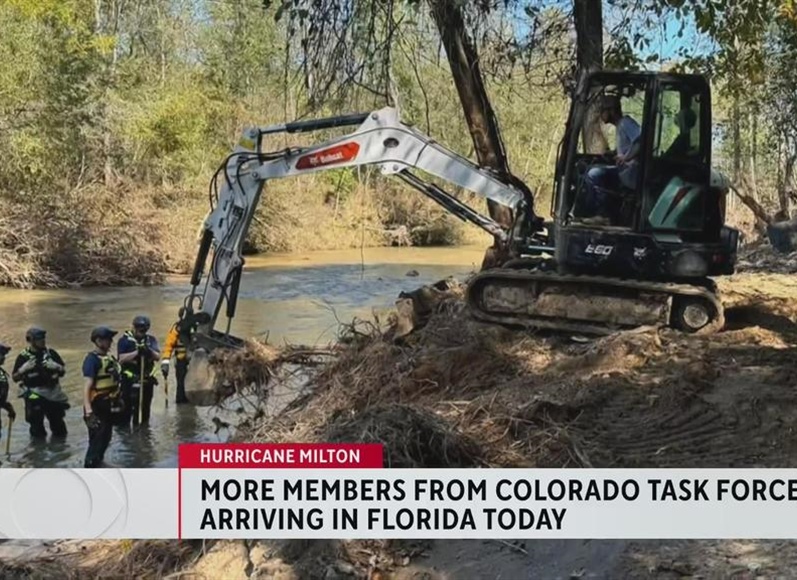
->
[117, 315, 161, 426]
[0, 343, 17, 430]
[82, 326, 125, 468]
[12, 327, 69, 438]
[161, 308, 191, 404]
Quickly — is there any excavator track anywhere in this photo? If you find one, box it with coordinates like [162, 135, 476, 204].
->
[466, 266, 725, 336]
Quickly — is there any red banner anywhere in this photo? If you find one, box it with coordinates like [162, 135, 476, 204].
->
[179, 443, 384, 469]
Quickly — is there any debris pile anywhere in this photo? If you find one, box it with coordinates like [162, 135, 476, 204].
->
[241, 272, 797, 475]
[737, 240, 797, 273]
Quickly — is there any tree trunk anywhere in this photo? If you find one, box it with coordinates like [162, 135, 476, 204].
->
[574, 0, 608, 154]
[732, 94, 741, 183]
[777, 152, 795, 221]
[428, 0, 521, 231]
[749, 111, 758, 202]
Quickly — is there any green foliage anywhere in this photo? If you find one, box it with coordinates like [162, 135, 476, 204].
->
[13, 0, 797, 285]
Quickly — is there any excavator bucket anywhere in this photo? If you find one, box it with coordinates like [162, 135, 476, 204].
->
[183, 348, 219, 407]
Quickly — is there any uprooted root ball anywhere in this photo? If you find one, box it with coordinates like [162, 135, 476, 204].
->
[207, 339, 336, 406]
[208, 340, 282, 402]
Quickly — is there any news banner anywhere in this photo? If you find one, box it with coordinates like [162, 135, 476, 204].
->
[2, 443, 797, 539]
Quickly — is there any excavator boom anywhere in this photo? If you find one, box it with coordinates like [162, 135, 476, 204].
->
[180, 107, 538, 350]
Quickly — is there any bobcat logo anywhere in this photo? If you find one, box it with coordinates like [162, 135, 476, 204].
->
[633, 247, 648, 259]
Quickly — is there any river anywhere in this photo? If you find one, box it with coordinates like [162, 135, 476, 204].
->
[0, 245, 486, 469]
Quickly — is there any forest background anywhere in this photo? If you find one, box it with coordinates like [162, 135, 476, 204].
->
[0, 0, 794, 288]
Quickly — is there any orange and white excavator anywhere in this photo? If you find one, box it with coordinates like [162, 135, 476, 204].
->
[178, 71, 739, 375]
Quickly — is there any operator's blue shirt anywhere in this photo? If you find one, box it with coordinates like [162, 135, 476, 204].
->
[616, 115, 641, 158]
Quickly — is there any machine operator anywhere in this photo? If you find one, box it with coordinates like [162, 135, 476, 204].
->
[581, 94, 642, 224]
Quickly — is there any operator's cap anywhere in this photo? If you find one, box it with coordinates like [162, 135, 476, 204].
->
[90, 326, 117, 342]
[0, 343, 11, 355]
[600, 94, 621, 111]
[25, 327, 46, 341]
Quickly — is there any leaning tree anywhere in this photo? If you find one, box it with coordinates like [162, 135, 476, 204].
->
[263, 0, 605, 265]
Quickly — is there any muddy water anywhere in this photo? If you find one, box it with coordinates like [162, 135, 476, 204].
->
[0, 246, 485, 468]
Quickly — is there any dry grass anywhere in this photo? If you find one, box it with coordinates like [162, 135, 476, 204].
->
[0, 172, 487, 288]
[247, 173, 489, 254]
[0, 183, 196, 288]
[323, 403, 487, 468]
[0, 540, 199, 580]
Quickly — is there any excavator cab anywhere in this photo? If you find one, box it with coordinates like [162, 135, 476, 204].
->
[467, 71, 738, 335]
[551, 71, 738, 282]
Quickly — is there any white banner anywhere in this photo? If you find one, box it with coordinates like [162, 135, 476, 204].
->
[3, 468, 797, 539]
[0, 469, 176, 540]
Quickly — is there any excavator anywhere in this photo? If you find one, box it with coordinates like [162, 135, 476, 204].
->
[177, 71, 739, 368]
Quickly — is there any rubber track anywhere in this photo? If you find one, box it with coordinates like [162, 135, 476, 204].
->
[465, 268, 725, 335]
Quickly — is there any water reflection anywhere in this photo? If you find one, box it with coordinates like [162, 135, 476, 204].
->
[0, 246, 482, 468]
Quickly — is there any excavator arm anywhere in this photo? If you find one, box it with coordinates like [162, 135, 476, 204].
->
[180, 107, 540, 351]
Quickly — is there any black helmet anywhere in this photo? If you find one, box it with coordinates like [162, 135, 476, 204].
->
[25, 327, 46, 342]
[132, 315, 151, 331]
[0, 343, 11, 356]
[91, 326, 117, 342]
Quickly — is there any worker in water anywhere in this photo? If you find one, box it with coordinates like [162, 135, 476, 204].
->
[161, 308, 191, 404]
[117, 315, 161, 426]
[82, 326, 125, 468]
[0, 343, 17, 430]
[581, 94, 642, 224]
[12, 327, 69, 439]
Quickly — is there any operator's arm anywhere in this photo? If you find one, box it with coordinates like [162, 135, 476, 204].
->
[117, 335, 138, 364]
[619, 139, 642, 163]
[616, 117, 642, 164]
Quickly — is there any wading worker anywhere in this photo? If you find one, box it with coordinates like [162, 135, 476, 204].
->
[161, 308, 191, 404]
[12, 327, 69, 439]
[117, 315, 161, 426]
[0, 343, 17, 428]
[82, 326, 124, 468]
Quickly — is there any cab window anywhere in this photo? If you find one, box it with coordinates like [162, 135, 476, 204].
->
[653, 86, 703, 161]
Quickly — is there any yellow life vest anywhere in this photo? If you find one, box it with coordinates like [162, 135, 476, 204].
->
[163, 325, 188, 361]
[90, 352, 121, 400]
